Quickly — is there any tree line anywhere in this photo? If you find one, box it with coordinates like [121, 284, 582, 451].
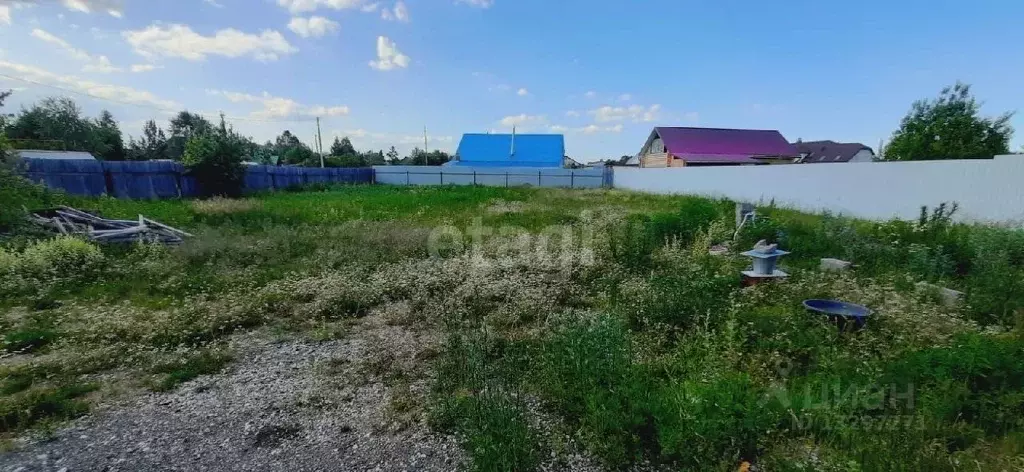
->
[0, 93, 451, 167]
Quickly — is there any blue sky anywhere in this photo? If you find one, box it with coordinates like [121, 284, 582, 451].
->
[0, 0, 1021, 160]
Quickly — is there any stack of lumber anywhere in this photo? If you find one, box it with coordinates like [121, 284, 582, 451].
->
[28, 206, 192, 245]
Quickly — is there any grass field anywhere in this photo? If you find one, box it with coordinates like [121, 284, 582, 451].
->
[2, 170, 1023, 470]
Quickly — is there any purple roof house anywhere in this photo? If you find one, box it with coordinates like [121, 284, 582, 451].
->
[637, 127, 801, 167]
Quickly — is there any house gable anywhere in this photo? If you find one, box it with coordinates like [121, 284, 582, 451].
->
[454, 134, 566, 167]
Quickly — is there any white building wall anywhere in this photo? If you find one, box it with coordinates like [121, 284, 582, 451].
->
[613, 155, 1024, 224]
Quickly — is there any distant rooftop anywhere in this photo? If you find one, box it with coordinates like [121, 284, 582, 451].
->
[654, 127, 799, 164]
[16, 150, 97, 161]
[453, 133, 565, 168]
[794, 140, 873, 163]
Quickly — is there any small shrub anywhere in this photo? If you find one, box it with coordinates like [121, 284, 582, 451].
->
[606, 198, 723, 270]
[0, 237, 105, 298]
[881, 333, 1024, 435]
[3, 327, 59, 353]
[964, 228, 1024, 324]
[148, 348, 233, 392]
[737, 217, 786, 249]
[652, 372, 781, 468]
[19, 236, 104, 276]
[429, 333, 541, 472]
[0, 167, 64, 232]
[181, 129, 246, 197]
[535, 314, 651, 466]
[191, 197, 263, 215]
[618, 254, 737, 330]
[0, 383, 97, 432]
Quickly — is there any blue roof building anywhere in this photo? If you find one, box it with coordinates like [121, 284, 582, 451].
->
[451, 133, 566, 167]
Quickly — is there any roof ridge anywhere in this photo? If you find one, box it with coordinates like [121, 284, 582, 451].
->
[656, 126, 783, 133]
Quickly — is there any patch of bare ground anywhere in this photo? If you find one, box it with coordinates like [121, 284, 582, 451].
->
[0, 307, 464, 472]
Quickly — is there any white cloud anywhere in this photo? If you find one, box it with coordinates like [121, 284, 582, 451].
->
[565, 110, 580, 117]
[61, 0, 123, 17]
[1, 5, 10, 24]
[582, 124, 623, 134]
[381, 1, 408, 21]
[331, 129, 455, 153]
[0, 59, 179, 109]
[31, 28, 90, 60]
[288, 16, 339, 38]
[618, 94, 631, 102]
[517, 88, 529, 97]
[277, 0, 366, 14]
[82, 55, 122, 73]
[583, 91, 597, 99]
[130, 64, 162, 73]
[207, 89, 349, 120]
[455, 0, 493, 7]
[548, 123, 623, 135]
[360, 2, 379, 11]
[32, 28, 125, 73]
[590, 104, 661, 123]
[368, 36, 409, 71]
[123, 24, 297, 62]
[499, 114, 546, 128]
[204, 0, 225, 7]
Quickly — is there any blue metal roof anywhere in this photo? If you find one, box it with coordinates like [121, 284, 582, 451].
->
[453, 133, 565, 168]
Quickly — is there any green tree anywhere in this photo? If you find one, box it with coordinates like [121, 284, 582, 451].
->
[282, 144, 317, 166]
[5, 96, 128, 159]
[253, 140, 277, 165]
[0, 89, 13, 131]
[127, 120, 168, 161]
[406, 148, 451, 166]
[7, 97, 100, 152]
[385, 146, 400, 165]
[167, 111, 213, 160]
[330, 136, 357, 156]
[885, 82, 1014, 161]
[93, 110, 125, 161]
[181, 117, 246, 196]
[0, 90, 14, 164]
[363, 150, 385, 166]
[325, 154, 367, 168]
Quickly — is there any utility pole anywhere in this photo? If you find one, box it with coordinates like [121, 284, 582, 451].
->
[316, 117, 324, 168]
[423, 126, 429, 166]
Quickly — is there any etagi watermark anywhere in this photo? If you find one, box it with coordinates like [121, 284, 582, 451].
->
[426, 212, 599, 268]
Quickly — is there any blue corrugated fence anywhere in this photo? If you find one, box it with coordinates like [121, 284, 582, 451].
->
[22, 158, 107, 197]
[19, 158, 373, 198]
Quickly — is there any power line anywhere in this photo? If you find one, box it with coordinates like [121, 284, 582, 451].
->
[0, 72, 323, 125]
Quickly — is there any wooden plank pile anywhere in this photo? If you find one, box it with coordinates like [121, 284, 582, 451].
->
[28, 206, 193, 245]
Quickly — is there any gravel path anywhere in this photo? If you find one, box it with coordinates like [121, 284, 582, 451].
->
[0, 314, 465, 472]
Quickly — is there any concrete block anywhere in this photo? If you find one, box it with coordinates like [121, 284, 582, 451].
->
[820, 258, 852, 272]
[916, 282, 965, 307]
[735, 202, 756, 227]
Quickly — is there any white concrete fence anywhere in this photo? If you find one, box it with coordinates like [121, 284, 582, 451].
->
[613, 155, 1024, 224]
